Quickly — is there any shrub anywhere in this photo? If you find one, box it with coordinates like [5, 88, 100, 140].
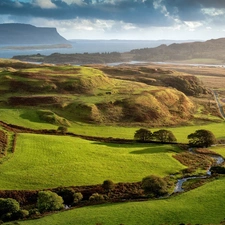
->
[89, 193, 105, 202]
[142, 175, 168, 197]
[73, 192, 83, 204]
[210, 166, 225, 174]
[102, 180, 114, 192]
[57, 126, 68, 134]
[13, 209, 29, 220]
[37, 191, 64, 213]
[29, 208, 40, 217]
[0, 198, 20, 217]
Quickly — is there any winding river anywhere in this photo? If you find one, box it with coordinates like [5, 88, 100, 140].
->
[174, 154, 224, 193]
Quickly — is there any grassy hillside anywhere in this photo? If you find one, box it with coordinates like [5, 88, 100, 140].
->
[0, 133, 184, 190]
[7, 177, 225, 225]
[0, 59, 219, 128]
[97, 65, 209, 96]
[0, 60, 225, 225]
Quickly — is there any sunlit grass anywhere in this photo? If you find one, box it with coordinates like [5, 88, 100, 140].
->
[0, 133, 184, 190]
[0, 107, 225, 143]
[0, 108, 56, 129]
[209, 145, 225, 157]
[12, 177, 225, 225]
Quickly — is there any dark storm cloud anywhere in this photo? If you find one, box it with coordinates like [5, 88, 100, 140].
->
[0, 0, 225, 26]
[0, 0, 174, 27]
[164, 0, 225, 21]
[163, 0, 205, 21]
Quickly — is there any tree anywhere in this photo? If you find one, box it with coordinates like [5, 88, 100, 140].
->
[37, 191, 64, 213]
[134, 128, 152, 141]
[152, 129, 177, 143]
[141, 175, 168, 197]
[187, 129, 217, 147]
[102, 180, 114, 192]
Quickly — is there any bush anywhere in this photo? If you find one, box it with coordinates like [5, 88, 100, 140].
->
[29, 208, 40, 217]
[89, 193, 105, 202]
[37, 191, 64, 213]
[0, 198, 20, 218]
[210, 166, 225, 174]
[142, 175, 168, 197]
[73, 192, 83, 204]
[102, 180, 114, 192]
[57, 126, 68, 134]
[13, 209, 29, 220]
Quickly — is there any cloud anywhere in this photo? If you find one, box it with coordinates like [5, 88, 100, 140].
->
[184, 21, 203, 31]
[0, 0, 176, 27]
[201, 8, 225, 17]
[1, 0, 225, 26]
[33, 0, 57, 9]
[1, 0, 225, 40]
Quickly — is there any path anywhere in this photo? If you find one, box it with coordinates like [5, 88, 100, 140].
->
[212, 90, 225, 119]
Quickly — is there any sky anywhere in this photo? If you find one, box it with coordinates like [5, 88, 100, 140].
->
[1, 0, 225, 40]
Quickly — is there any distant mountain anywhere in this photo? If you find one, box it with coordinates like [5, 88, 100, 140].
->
[129, 38, 225, 63]
[0, 23, 69, 45]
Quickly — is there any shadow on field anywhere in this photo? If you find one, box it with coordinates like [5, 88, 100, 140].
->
[20, 112, 44, 123]
[91, 142, 178, 154]
[91, 141, 164, 148]
[130, 148, 177, 154]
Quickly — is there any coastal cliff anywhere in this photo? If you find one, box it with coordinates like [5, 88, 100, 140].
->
[0, 23, 69, 45]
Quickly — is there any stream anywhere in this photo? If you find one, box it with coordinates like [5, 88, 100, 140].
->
[174, 154, 224, 193]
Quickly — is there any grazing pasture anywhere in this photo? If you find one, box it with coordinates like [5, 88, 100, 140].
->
[1, 61, 225, 224]
[0, 107, 225, 142]
[0, 133, 184, 190]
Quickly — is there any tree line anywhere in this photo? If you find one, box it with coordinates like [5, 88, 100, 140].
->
[134, 128, 217, 147]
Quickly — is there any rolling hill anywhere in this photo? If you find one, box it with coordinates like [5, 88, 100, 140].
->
[11, 37, 225, 64]
[0, 59, 218, 127]
[130, 38, 225, 63]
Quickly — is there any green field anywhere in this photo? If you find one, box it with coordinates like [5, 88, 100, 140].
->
[0, 108, 225, 143]
[209, 145, 225, 157]
[68, 121, 225, 143]
[1, 61, 225, 224]
[5, 176, 225, 225]
[0, 108, 56, 129]
[0, 133, 185, 190]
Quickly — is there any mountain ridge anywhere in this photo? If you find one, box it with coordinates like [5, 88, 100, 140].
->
[130, 37, 225, 63]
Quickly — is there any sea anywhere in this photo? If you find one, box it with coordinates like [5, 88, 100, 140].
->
[0, 39, 188, 59]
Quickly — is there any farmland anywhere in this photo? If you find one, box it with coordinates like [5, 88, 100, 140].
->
[0, 133, 184, 190]
[0, 59, 225, 224]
